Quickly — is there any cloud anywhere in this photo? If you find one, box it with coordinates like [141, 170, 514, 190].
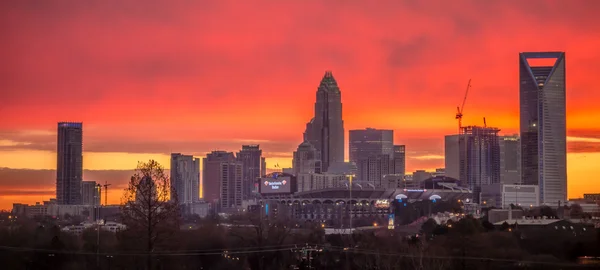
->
[411, 155, 445, 161]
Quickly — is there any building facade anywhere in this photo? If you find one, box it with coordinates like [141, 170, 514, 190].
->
[444, 135, 460, 180]
[81, 181, 100, 206]
[236, 145, 264, 200]
[219, 161, 243, 212]
[170, 153, 200, 206]
[293, 141, 322, 175]
[519, 52, 567, 205]
[499, 135, 521, 184]
[481, 183, 539, 209]
[391, 145, 406, 176]
[297, 173, 346, 192]
[202, 151, 236, 203]
[303, 71, 345, 172]
[349, 128, 394, 184]
[459, 126, 501, 203]
[355, 155, 391, 187]
[56, 122, 83, 205]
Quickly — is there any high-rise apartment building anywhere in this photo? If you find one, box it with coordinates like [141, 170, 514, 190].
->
[392, 145, 406, 175]
[170, 153, 200, 206]
[236, 145, 264, 200]
[81, 181, 100, 206]
[349, 128, 393, 184]
[293, 141, 322, 175]
[519, 52, 567, 205]
[499, 135, 521, 184]
[459, 126, 501, 203]
[304, 71, 345, 172]
[202, 151, 236, 203]
[56, 122, 83, 205]
[444, 135, 460, 180]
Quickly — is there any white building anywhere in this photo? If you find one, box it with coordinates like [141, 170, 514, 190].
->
[444, 135, 460, 180]
[170, 153, 200, 205]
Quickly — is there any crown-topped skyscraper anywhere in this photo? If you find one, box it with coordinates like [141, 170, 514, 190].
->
[303, 71, 345, 172]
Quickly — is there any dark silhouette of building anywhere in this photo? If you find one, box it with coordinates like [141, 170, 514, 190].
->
[303, 71, 345, 172]
[392, 145, 406, 176]
[459, 126, 500, 203]
[236, 145, 264, 200]
[519, 52, 567, 205]
[56, 122, 83, 205]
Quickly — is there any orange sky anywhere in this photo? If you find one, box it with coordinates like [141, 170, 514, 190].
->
[1, 0, 600, 210]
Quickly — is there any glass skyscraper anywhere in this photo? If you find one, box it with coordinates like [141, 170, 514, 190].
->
[519, 52, 567, 205]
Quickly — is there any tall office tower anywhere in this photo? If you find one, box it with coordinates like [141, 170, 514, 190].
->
[349, 128, 394, 183]
[349, 128, 394, 163]
[56, 122, 83, 205]
[459, 126, 501, 203]
[202, 151, 236, 203]
[170, 153, 200, 207]
[392, 145, 406, 175]
[355, 155, 390, 187]
[81, 181, 100, 206]
[236, 145, 263, 200]
[499, 135, 521, 184]
[261, 157, 266, 177]
[219, 161, 243, 211]
[444, 135, 460, 180]
[293, 141, 322, 175]
[303, 71, 345, 172]
[520, 52, 567, 204]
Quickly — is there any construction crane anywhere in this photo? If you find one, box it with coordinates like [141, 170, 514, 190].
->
[455, 79, 472, 133]
[103, 181, 111, 206]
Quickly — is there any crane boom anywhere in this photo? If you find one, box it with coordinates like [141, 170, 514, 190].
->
[455, 79, 472, 133]
[103, 181, 111, 206]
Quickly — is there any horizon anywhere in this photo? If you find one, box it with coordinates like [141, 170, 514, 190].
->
[2, 0, 600, 210]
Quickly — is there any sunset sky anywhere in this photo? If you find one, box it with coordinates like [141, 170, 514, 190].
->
[1, 0, 600, 210]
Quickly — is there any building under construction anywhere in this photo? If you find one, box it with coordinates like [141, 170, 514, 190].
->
[459, 126, 501, 203]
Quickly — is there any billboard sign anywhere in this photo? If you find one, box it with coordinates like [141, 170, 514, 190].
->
[260, 176, 292, 194]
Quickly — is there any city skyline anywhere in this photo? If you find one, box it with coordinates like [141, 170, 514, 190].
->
[2, 0, 600, 209]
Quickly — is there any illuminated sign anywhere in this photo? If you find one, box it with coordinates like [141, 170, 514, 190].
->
[388, 214, 395, 230]
[375, 199, 390, 209]
[260, 176, 292, 194]
[404, 189, 427, 192]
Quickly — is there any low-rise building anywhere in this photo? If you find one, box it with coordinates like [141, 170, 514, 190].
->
[480, 183, 539, 208]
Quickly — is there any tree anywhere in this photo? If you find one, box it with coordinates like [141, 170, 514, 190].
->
[569, 203, 584, 219]
[121, 160, 181, 270]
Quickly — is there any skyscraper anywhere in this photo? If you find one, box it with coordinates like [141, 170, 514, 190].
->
[349, 128, 394, 183]
[519, 52, 567, 204]
[170, 153, 200, 206]
[459, 126, 501, 203]
[236, 145, 264, 200]
[56, 122, 83, 205]
[219, 161, 243, 212]
[81, 181, 100, 206]
[391, 145, 406, 176]
[444, 135, 460, 180]
[304, 71, 345, 172]
[293, 141, 322, 175]
[202, 151, 236, 203]
[349, 128, 394, 163]
[499, 135, 521, 184]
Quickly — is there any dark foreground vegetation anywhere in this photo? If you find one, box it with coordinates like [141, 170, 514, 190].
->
[1, 212, 599, 270]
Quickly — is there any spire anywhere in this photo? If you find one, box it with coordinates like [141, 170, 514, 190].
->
[318, 70, 340, 93]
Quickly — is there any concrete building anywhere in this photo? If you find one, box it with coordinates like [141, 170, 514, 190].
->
[297, 173, 347, 192]
[583, 193, 600, 202]
[56, 122, 83, 205]
[391, 145, 406, 176]
[292, 141, 321, 175]
[520, 52, 567, 205]
[355, 155, 390, 187]
[444, 135, 460, 180]
[219, 160, 244, 212]
[202, 151, 236, 203]
[500, 135, 521, 184]
[81, 181, 100, 206]
[412, 170, 433, 183]
[170, 153, 200, 208]
[481, 183, 539, 209]
[236, 145, 264, 199]
[303, 71, 345, 172]
[459, 126, 501, 203]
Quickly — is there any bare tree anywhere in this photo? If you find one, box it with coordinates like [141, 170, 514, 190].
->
[121, 160, 180, 270]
